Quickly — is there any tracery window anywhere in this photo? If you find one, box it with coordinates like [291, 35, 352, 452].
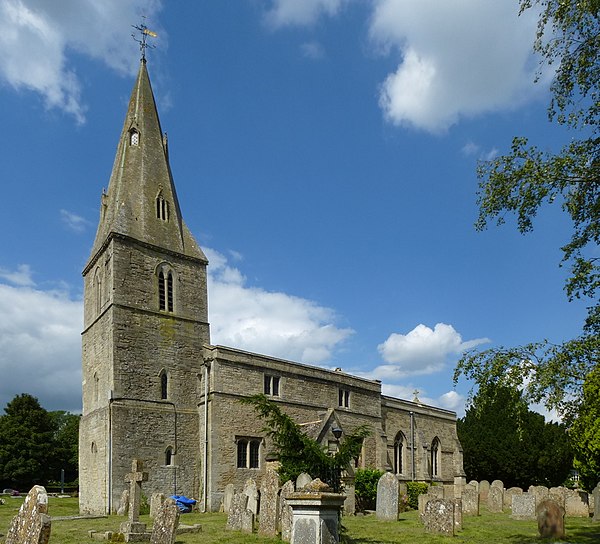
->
[157, 264, 174, 312]
[156, 193, 169, 221]
[431, 437, 441, 478]
[236, 438, 261, 469]
[394, 432, 406, 475]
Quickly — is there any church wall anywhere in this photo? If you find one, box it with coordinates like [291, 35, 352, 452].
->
[79, 408, 109, 514]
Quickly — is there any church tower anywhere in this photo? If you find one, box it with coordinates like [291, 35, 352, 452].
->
[79, 59, 210, 514]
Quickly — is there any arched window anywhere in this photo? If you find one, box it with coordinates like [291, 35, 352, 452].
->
[165, 447, 174, 466]
[93, 372, 99, 403]
[236, 438, 261, 469]
[130, 129, 140, 146]
[394, 432, 406, 475]
[94, 268, 102, 314]
[156, 192, 169, 221]
[157, 264, 174, 312]
[91, 442, 98, 454]
[160, 370, 168, 400]
[431, 437, 441, 478]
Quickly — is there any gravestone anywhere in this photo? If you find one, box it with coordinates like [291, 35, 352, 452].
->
[504, 487, 523, 510]
[120, 459, 151, 540]
[487, 485, 503, 513]
[226, 492, 249, 531]
[491, 479, 504, 490]
[565, 489, 589, 517]
[453, 498, 463, 532]
[423, 499, 455, 536]
[342, 475, 356, 515]
[454, 476, 466, 498]
[117, 489, 130, 516]
[375, 472, 399, 521]
[468, 480, 478, 490]
[549, 486, 566, 509]
[511, 493, 536, 520]
[418, 493, 433, 518]
[462, 486, 479, 516]
[5, 486, 51, 544]
[150, 498, 180, 544]
[150, 493, 165, 519]
[280, 480, 295, 542]
[222, 484, 235, 514]
[241, 509, 254, 534]
[259, 466, 279, 537]
[443, 485, 455, 500]
[429, 485, 444, 499]
[243, 478, 259, 515]
[529, 485, 549, 507]
[536, 499, 565, 539]
[478, 480, 490, 502]
[593, 482, 600, 522]
[296, 473, 313, 490]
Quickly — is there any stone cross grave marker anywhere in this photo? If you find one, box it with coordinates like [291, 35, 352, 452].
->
[120, 459, 150, 537]
[5, 486, 51, 544]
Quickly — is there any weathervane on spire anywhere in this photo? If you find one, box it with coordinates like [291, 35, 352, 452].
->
[132, 17, 157, 61]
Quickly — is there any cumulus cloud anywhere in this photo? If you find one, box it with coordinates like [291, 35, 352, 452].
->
[381, 383, 466, 416]
[0, 0, 163, 123]
[369, 1, 540, 132]
[60, 209, 91, 233]
[375, 323, 489, 376]
[205, 248, 354, 363]
[264, 0, 347, 27]
[0, 264, 35, 287]
[0, 279, 83, 413]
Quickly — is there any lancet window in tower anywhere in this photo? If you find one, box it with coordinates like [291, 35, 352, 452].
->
[156, 193, 169, 221]
[157, 264, 174, 312]
[159, 370, 168, 400]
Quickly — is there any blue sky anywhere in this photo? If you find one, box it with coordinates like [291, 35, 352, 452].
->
[0, 1, 589, 415]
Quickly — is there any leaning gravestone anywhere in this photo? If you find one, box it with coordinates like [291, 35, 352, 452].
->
[280, 480, 295, 542]
[150, 493, 165, 519]
[223, 483, 235, 514]
[5, 486, 51, 544]
[593, 482, 600, 522]
[462, 486, 479, 516]
[243, 478, 259, 515]
[565, 489, 589, 517]
[376, 472, 399, 521]
[511, 493, 536, 520]
[117, 489, 130, 516]
[150, 497, 180, 544]
[537, 499, 565, 539]
[423, 499, 455, 536]
[487, 485, 503, 513]
[259, 466, 279, 537]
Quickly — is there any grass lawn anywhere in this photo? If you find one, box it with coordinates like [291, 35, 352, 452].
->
[1, 496, 599, 543]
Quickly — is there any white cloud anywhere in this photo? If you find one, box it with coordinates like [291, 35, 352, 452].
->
[205, 248, 353, 363]
[381, 383, 466, 415]
[369, 0, 540, 132]
[0, 264, 35, 287]
[60, 209, 91, 233]
[0, 280, 82, 413]
[0, 0, 163, 123]
[376, 323, 489, 376]
[301, 41, 325, 60]
[264, 0, 346, 27]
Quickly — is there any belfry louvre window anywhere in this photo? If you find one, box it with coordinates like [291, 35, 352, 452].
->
[158, 267, 174, 312]
[338, 388, 350, 408]
[264, 375, 280, 396]
[237, 438, 260, 469]
[156, 194, 169, 221]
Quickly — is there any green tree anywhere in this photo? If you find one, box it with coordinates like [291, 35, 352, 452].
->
[454, 0, 600, 424]
[241, 394, 369, 489]
[457, 384, 572, 488]
[570, 366, 600, 489]
[48, 411, 80, 484]
[0, 394, 56, 490]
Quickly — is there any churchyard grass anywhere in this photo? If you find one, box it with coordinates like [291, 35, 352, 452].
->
[1, 496, 599, 543]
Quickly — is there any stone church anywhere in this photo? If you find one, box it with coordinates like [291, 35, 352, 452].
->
[79, 58, 464, 514]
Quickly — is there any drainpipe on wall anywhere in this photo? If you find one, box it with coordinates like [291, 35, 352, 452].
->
[410, 411, 415, 481]
[202, 361, 210, 513]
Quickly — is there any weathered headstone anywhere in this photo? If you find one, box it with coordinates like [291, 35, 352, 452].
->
[117, 489, 130, 516]
[120, 459, 151, 540]
[549, 486, 566, 509]
[226, 492, 249, 531]
[453, 498, 463, 532]
[487, 485, 503, 513]
[511, 493, 536, 520]
[423, 499, 455, 536]
[461, 486, 479, 516]
[443, 484, 455, 500]
[529, 485, 549, 507]
[342, 475, 356, 515]
[504, 487, 523, 510]
[222, 483, 235, 514]
[536, 499, 565, 539]
[280, 480, 295, 542]
[259, 466, 279, 537]
[429, 485, 444, 499]
[593, 482, 600, 522]
[565, 489, 589, 517]
[150, 493, 165, 519]
[418, 493, 433, 518]
[491, 479, 504, 490]
[375, 472, 399, 521]
[296, 473, 313, 490]
[243, 478, 259, 515]
[241, 509, 254, 534]
[5, 486, 51, 544]
[478, 480, 490, 502]
[150, 498, 180, 544]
